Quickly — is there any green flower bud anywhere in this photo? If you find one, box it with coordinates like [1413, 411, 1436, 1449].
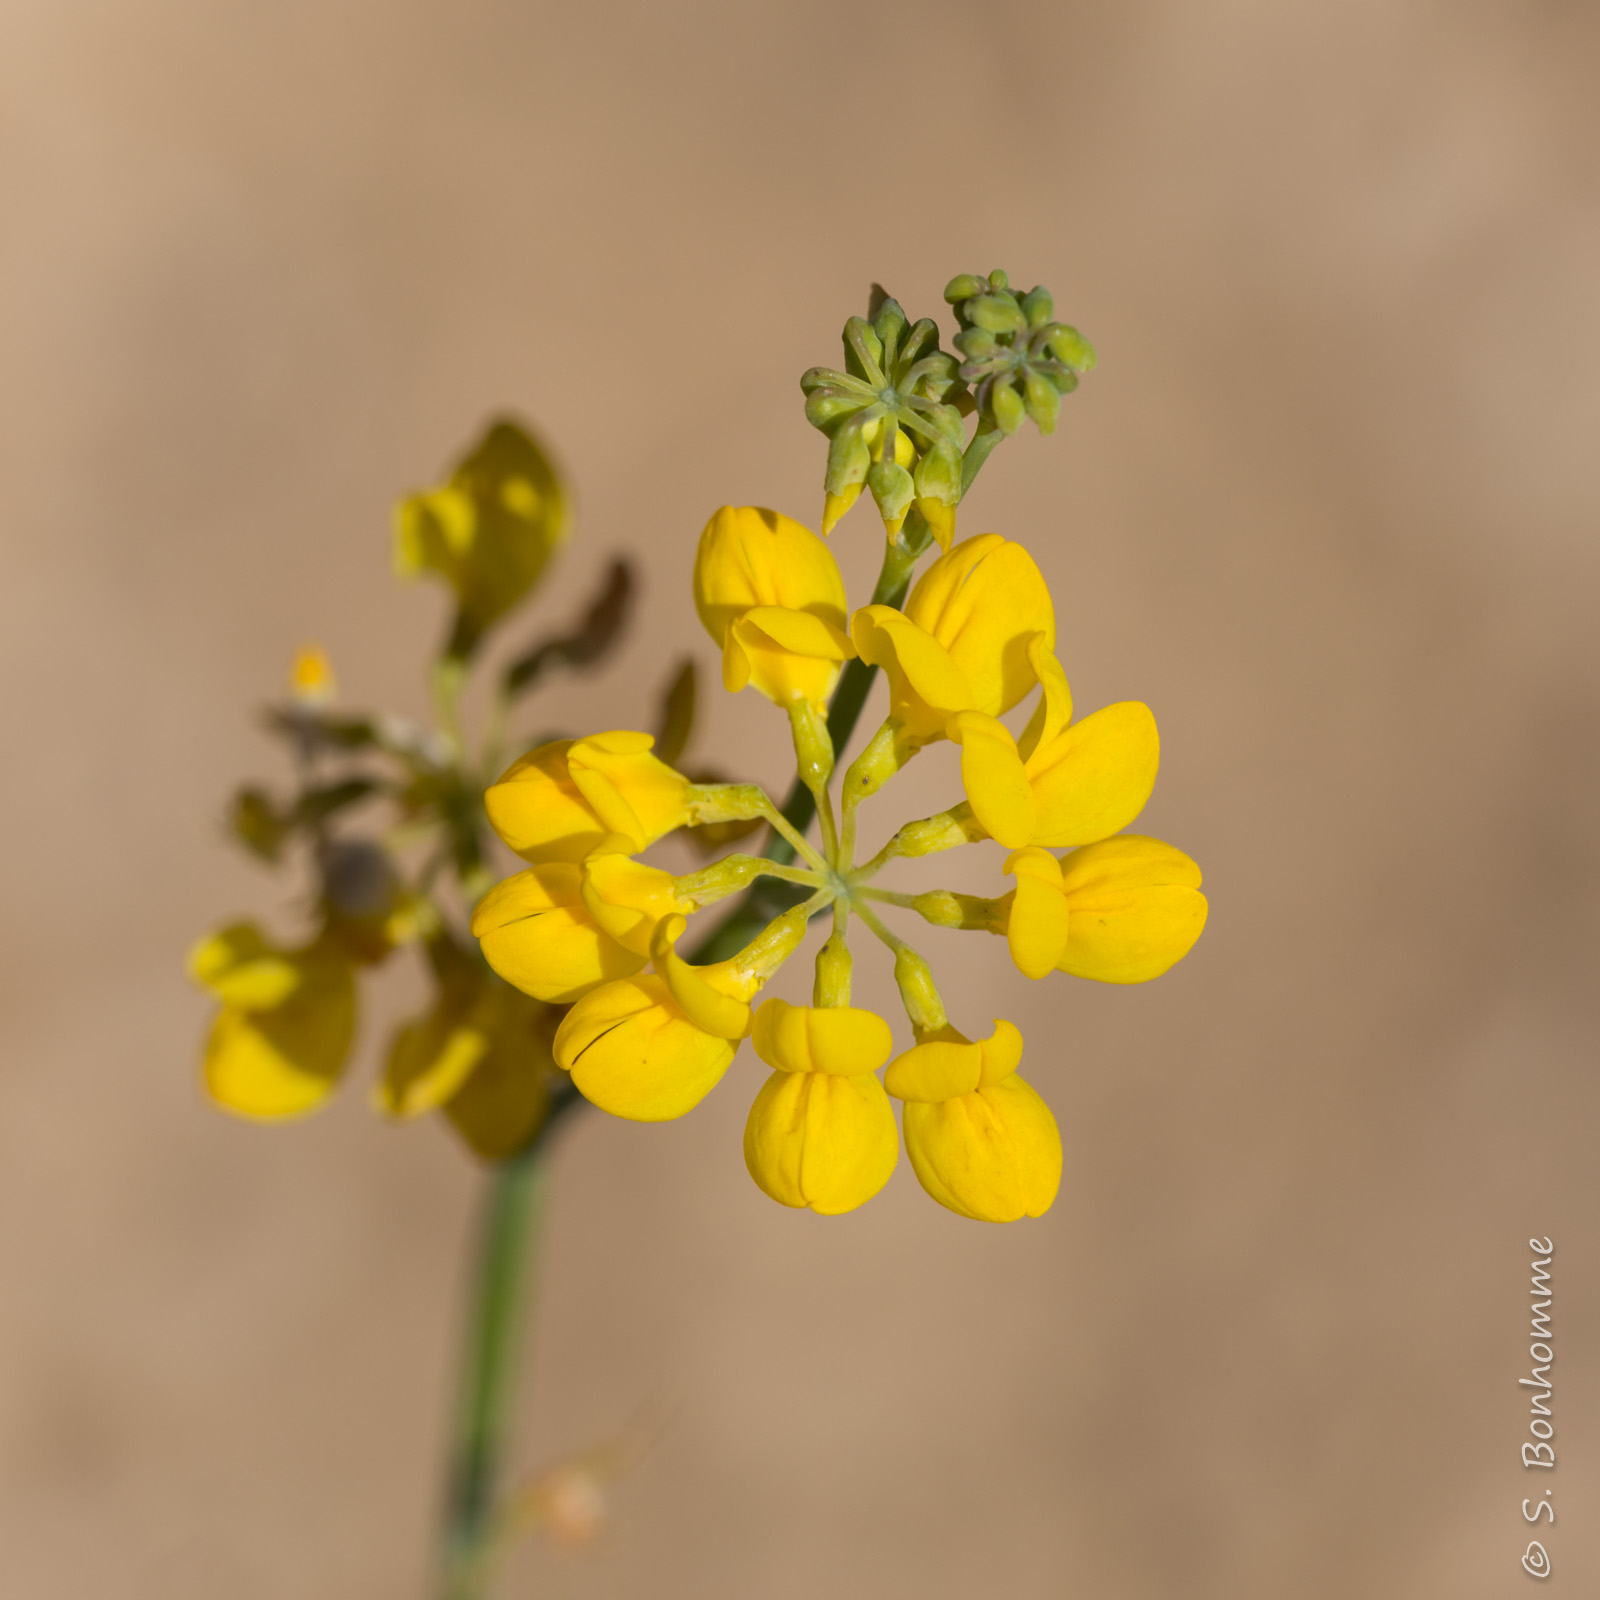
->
[913, 438, 962, 506]
[987, 268, 1010, 291]
[871, 296, 909, 361]
[968, 295, 1026, 335]
[843, 315, 885, 383]
[824, 414, 874, 495]
[804, 387, 864, 430]
[1022, 369, 1061, 435]
[1044, 323, 1097, 372]
[867, 457, 915, 535]
[1021, 285, 1054, 328]
[990, 377, 1025, 435]
[943, 273, 984, 304]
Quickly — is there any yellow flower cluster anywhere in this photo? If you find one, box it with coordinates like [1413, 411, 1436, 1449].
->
[475, 506, 1206, 1221]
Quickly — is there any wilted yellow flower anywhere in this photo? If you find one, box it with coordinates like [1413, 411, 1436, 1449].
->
[485, 733, 694, 864]
[188, 923, 357, 1120]
[1002, 839, 1207, 983]
[851, 533, 1054, 744]
[742, 1000, 899, 1215]
[886, 1020, 1061, 1223]
[693, 506, 855, 709]
[394, 417, 568, 637]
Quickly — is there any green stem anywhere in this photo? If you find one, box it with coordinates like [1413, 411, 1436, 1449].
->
[437, 1143, 548, 1600]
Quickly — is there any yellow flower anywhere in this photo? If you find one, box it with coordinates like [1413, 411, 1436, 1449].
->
[1002, 838, 1207, 983]
[948, 637, 1159, 850]
[471, 837, 689, 1004]
[376, 972, 553, 1161]
[693, 506, 855, 709]
[485, 732, 692, 864]
[885, 1020, 1061, 1222]
[188, 922, 357, 1120]
[394, 418, 568, 635]
[288, 643, 337, 704]
[851, 534, 1054, 743]
[742, 1000, 899, 1215]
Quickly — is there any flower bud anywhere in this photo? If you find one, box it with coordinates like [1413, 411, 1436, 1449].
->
[867, 456, 914, 536]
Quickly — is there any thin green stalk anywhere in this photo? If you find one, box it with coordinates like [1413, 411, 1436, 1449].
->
[437, 1144, 548, 1600]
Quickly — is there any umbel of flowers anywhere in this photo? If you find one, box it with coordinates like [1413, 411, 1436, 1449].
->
[476, 277, 1206, 1222]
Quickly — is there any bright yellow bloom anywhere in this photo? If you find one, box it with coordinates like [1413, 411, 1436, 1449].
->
[485, 732, 693, 864]
[886, 1020, 1061, 1222]
[377, 974, 553, 1161]
[394, 418, 568, 634]
[471, 838, 688, 1004]
[693, 506, 855, 709]
[742, 1000, 899, 1214]
[189, 923, 357, 1120]
[851, 534, 1054, 743]
[948, 637, 1159, 850]
[1002, 838, 1207, 983]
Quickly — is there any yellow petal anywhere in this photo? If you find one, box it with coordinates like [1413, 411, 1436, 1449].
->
[554, 975, 737, 1121]
[187, 921, 303, 1009]
[1025, 701, 1159, 848]
[724, 605, 854, 707]
[203, 965, 356, 1120]
[850, 605, 975, 742]
[903, 1073, 1061, 1222]
[377, 1001, 489, 1119]
[579, 851, 685, 957]
[443, 986, 553, 1161]
[567, 731, 691, 850]
[1056, 835, 1207, 983]
[484, 740, 613, 864]
[1016, 635, 1072, 761]
[948, 711, 1035, 848]
[884, 1019, 1023, 1102]
[1002, 848, 1072, 979]
[743, 1069, 899, 1214]
[693, 506, 849, 647]
[472, 864, 644, 1003]
[750, 999, 895, 1076]
[903, 535, 1055, 716]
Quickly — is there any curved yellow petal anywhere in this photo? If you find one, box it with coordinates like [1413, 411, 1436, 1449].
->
[1025, 701, 1159, 848]
[579, 851, 685, 957]
[1002, 848, 1071, 979]
[750, 999, 895, 1077]
[566, 731, 691, 850]
[377, 1000, 490, 1119]
[904, 535, 1055, 716]
[903, 1073, 1061, 1222]
[554, 975, 737, 1121]
[948, 711, 1035, 848]
[850, 605, 975, 742]
[1056, 835, 1207, 983]
[1016, 635, 1073, 762]
[693, 506, 849, 648]
[203, 965, 357, 1120]
[885, 1019, 1023, 1102]
[724, 605, 854, 708]
[484, 740, 613, 864]
[743, 1069, 899, 1214]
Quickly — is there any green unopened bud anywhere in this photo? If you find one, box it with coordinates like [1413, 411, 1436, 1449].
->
[867, 457, 915, 535]
[943, 273, 984, 304]
[989, 377, 1025, 435]
[969, 295, 1026, 336]
[674, 852, 769, 909]
[805, 387, 865, 430]
[1045, 323, 1097, 372]
[871, 296, 908, 361]
[899, 317, 939, 368]
[1021, 285, 1054, 328]
[913, 439, 961, 506]
[954, 326, 1000, 360]
[843, 315, 885, 382]
[892, 806, 985, 858]
[824, 418, 873, 495]
[813, 933, 852, 1008]
[1023, 369, 1060, 435]
[893, 947, 948, 1033]
[788, 699, 836, 788]
[987, 268, 1010, 291]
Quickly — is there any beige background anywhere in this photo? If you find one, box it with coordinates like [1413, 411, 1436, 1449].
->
[3, 1, 1598, 1595]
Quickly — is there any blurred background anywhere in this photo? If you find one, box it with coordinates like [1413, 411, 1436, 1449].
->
[3, 1, 1598, 1595]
